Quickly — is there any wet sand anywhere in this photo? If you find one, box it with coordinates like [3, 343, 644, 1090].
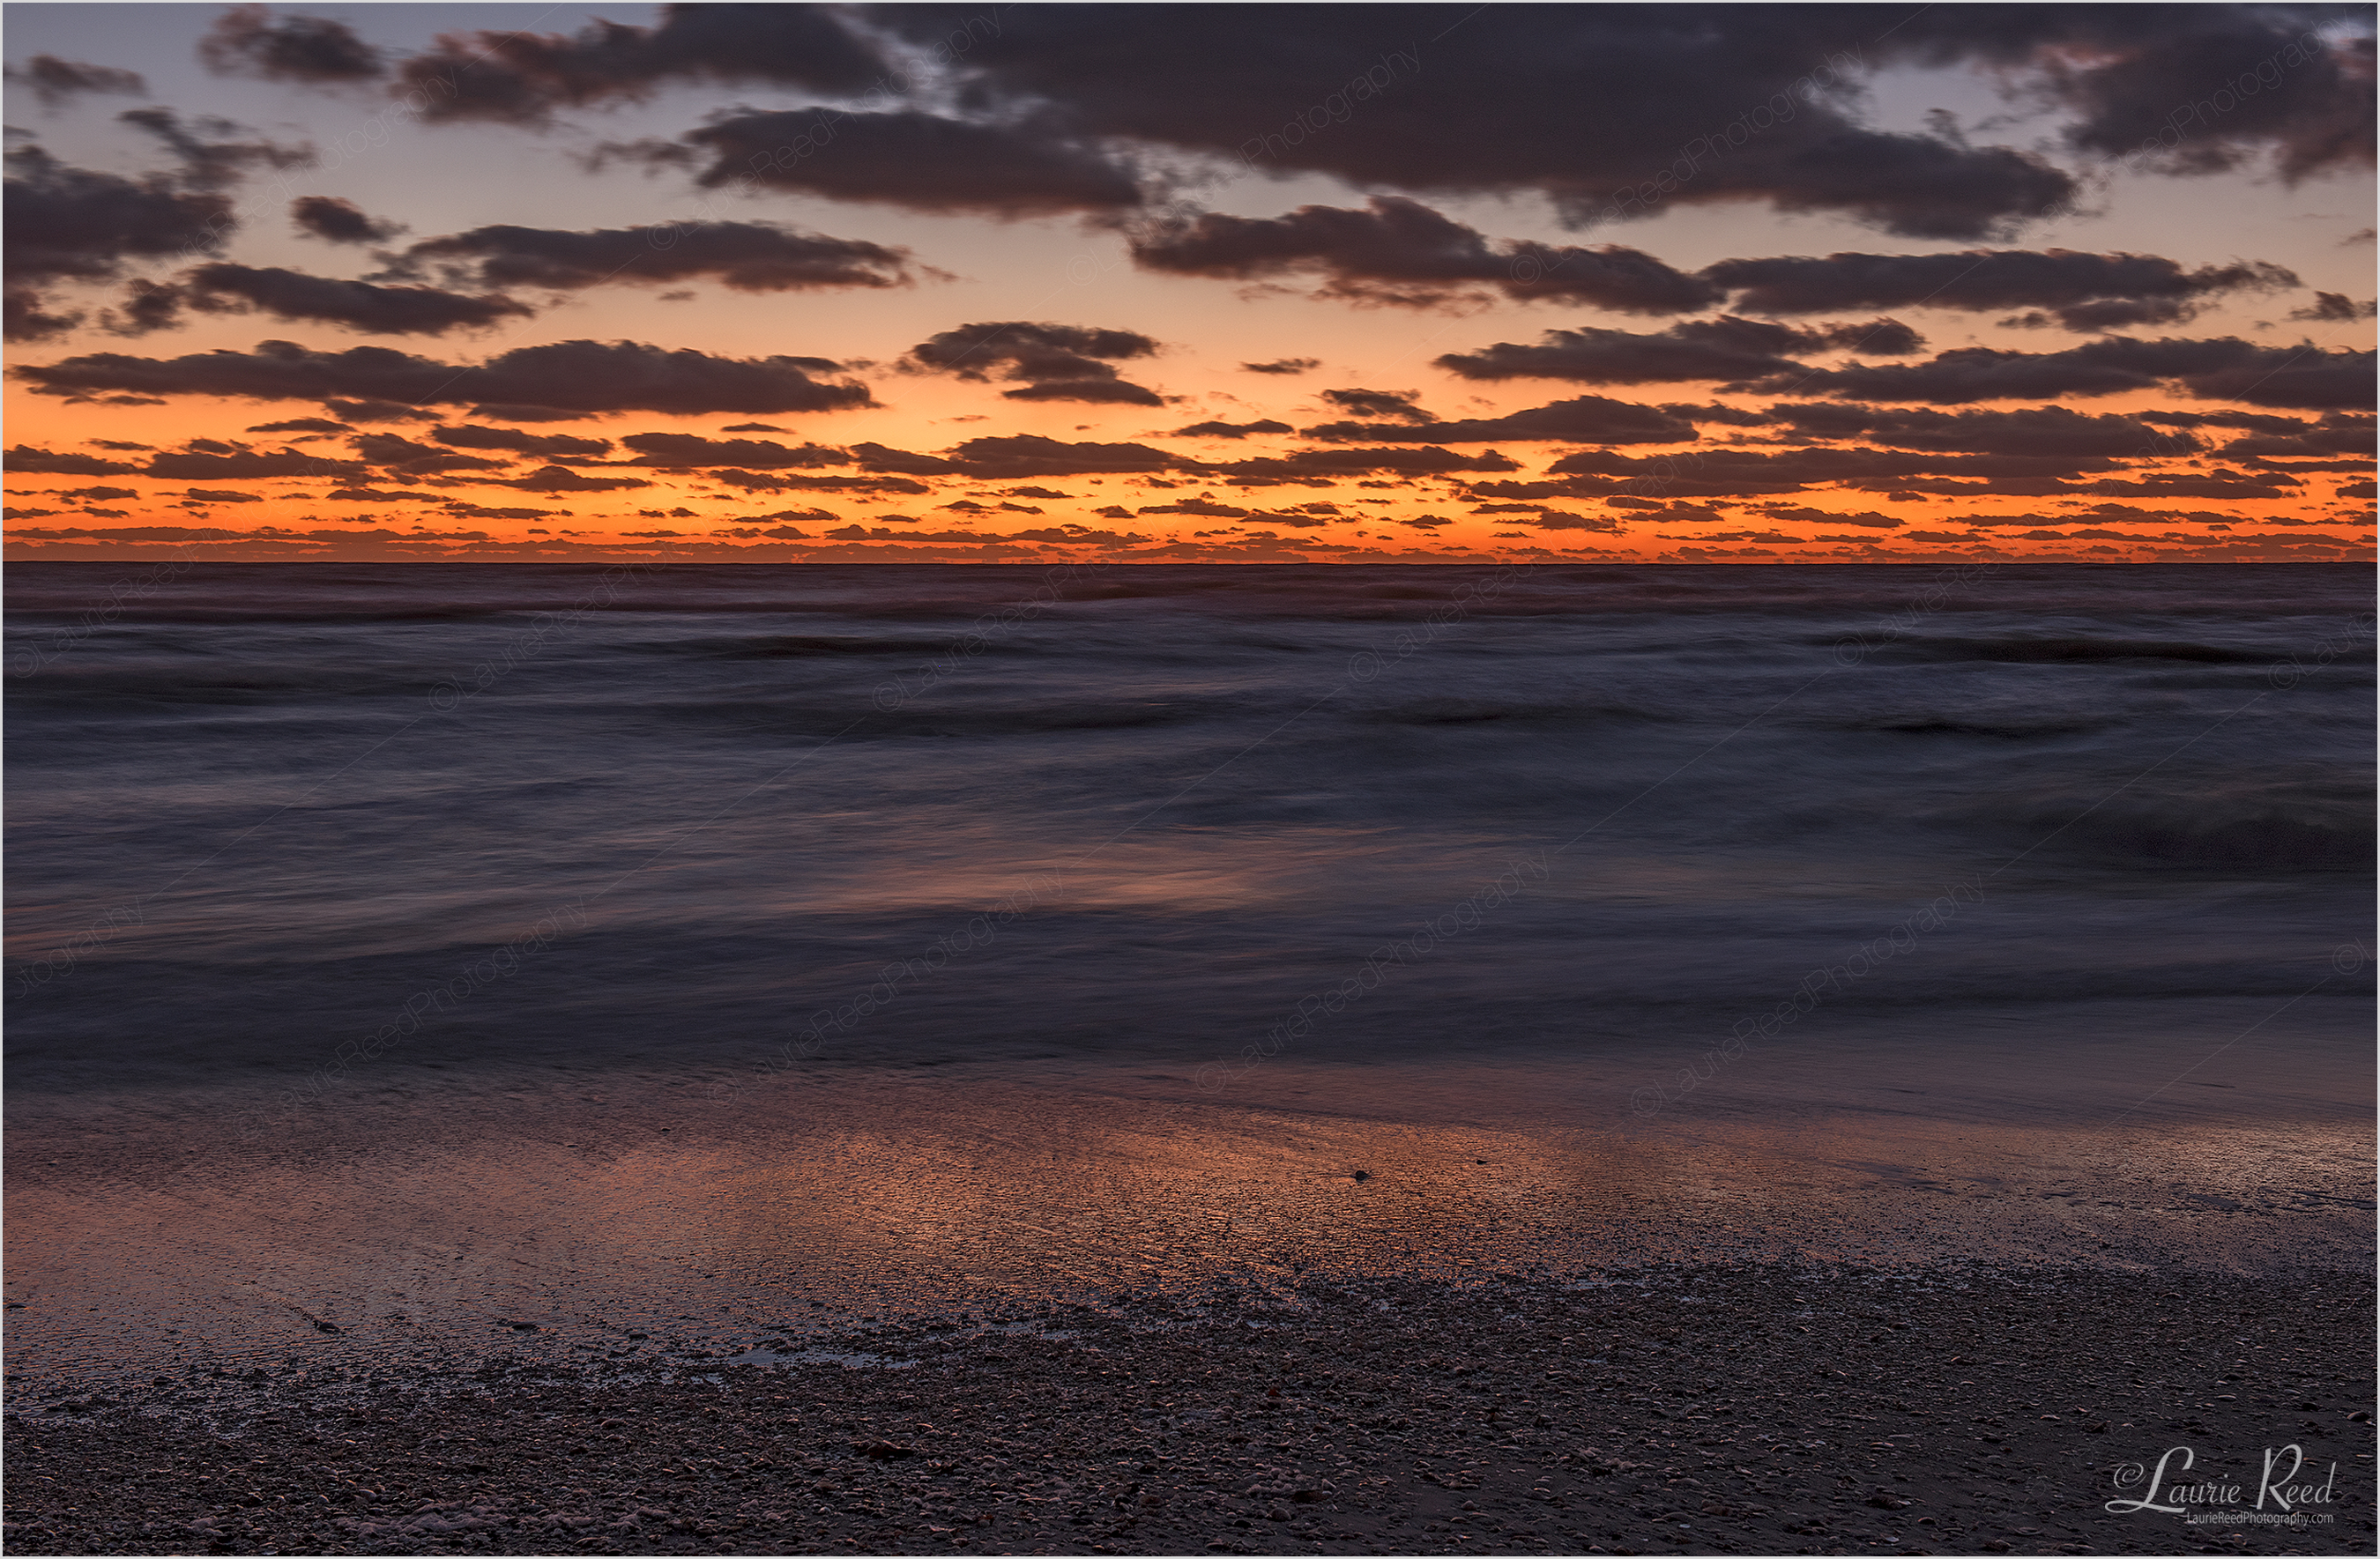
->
[5, 1012, 2373, 1553]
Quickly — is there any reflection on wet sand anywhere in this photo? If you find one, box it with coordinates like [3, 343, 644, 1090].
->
[7, 1020, 2369, 1387]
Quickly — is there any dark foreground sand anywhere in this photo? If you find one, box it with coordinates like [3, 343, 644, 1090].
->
[4, 1264, 2373, 1556]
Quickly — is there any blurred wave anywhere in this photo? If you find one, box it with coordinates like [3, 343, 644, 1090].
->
[6, 562, 2370, 1092]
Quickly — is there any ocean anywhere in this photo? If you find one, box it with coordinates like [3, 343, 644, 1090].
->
[9, 561, 2371, 1117]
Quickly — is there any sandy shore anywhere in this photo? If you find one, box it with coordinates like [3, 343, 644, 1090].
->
[4, 1264, 2373, 1555]
[5, 1020, 2372, 1554]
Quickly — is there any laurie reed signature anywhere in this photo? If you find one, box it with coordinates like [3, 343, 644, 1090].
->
[2108, 1443, 2343, 1526]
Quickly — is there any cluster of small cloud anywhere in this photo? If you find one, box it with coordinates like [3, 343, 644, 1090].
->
[2, 3, 2372, 561]
[11, 393, 2368, 522]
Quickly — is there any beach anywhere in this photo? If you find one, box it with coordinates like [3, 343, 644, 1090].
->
[5, 0, 2376, 1541]
[6, 561, 2372, 1552]
[6, 1026, 2375, 1554]
[5, 1261, 2372, 1556]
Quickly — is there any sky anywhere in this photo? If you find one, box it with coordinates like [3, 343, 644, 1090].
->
[4, 2, 2375, 564]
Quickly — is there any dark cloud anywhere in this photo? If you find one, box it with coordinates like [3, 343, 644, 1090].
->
[324, 486, 433, 503]
[291, 196, 405, 245]
[393, 8, 2366, 241]
[1000, 379, 1169, 405]
[2035, 298, 2200, 332]
[144, 447, 366, 479]
[1528, 511, 1629, 532]
[1602, 500, 1730, 523]
[1301, 395, 1698, 445]
[150, 263, 534, 335]
[1761, 404, 2196, 457]
[850, 442, 963, 476]
[1435, 316, 1915, 386]
[200, 6, 383, 82]
[63, 391, 168, 407]
[1127, 197, 1722, 313]
[351, 432, 509, 476]
[432, 425, 611, 457]
[2289, 291, 2379, 323]
[17, 338, 877, 417]
[396, 4, 883, 125]
[2, 141, 232, 338]
[708, 471, 930, 495]
[938, 434, 1184, 479]
[907, 321, 1164, 405]
[99, 276, 186, 335]
[2210, 411, 2376, 457]
[1662, 401, 1773, 427]
[1937, 510, 2087, 530]
[444, 503, 572, 521]
[499, 465, 652, 493]
[118, 108, 311, 191]
[388, 220, 919, 293]
[2029, 13, 2372, 183]
[818, 523, 1016, 543]
[1759, 504, 1903, 530]
[2131, 409, 2311, 434]
[6, 56, 148, 108]
[940, 499, 1044, 516]
[4, 288, 82, 342]
[467, 404, 608, 423]
[618, 433, 849, 469]
[658, 109, 1142, 217]
[183, 487, 264, 502]
[1835, 471, 2293, 499]
[1138, 497, 1250, 518]
[1704, 249, 2298, 330]
[4, 446, 138, 476]
[1171, 419, 1293, 439]
[804, 434, 1187, 482]
[246, 416, 351, 434]
[880, 5, 2101, 239]
[961, 7, 2361, 222]
[1213, 447, 1521, 479]
[1773, 337, 2377, 410]
[1319, 388, 1432, 422]
[1242, 358, 1318, 375]
[2072, 470, 2306, 499]
[322, 397, 438, 423]
[1828, 320, 1927, 355]
[10, 110, 312, 339]
[1456, 442, 2148, 501]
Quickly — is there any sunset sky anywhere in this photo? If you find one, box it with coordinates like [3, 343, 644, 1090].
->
[4, 2, 2374, 563]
